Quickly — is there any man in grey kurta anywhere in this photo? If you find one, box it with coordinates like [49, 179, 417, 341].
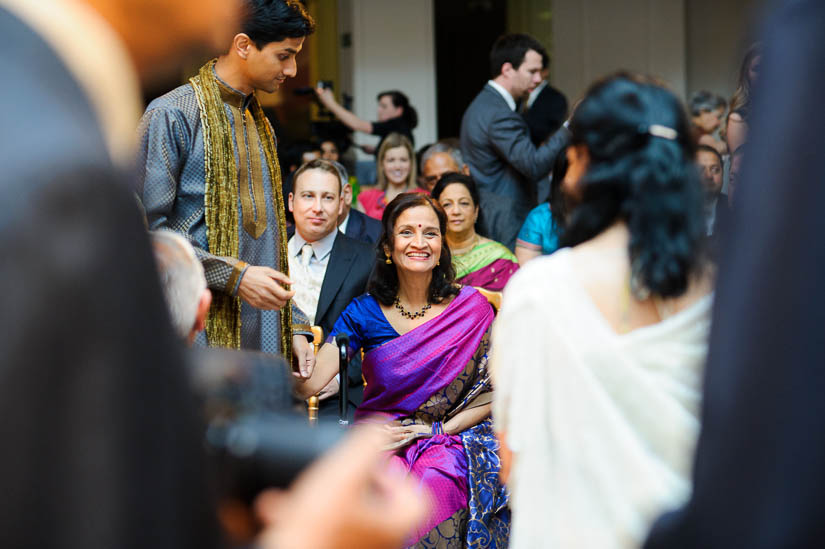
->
[135, 0, 316, 358]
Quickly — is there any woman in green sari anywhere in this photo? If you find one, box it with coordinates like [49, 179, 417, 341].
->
[433, 173, 519, 291]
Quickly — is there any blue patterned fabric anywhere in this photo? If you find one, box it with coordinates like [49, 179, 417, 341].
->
[516, 202, 560, 255]
[463, 418, 511, 549]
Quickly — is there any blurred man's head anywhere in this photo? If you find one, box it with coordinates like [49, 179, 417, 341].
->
[289, 159, 344, 242]
[420, 143, 470, 192]
[696, 145, 724, 198]
[490, 34, 546, 100]
[150, 231, 211, 344]
[86, 0, 242, 84]
[222, 0, 315, 93]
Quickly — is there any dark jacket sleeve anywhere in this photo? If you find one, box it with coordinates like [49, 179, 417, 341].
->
[487, 110, 569, 182]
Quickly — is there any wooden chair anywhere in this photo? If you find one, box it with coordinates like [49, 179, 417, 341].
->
[474, 287, 503, 313]
[307, 326, 324, 425]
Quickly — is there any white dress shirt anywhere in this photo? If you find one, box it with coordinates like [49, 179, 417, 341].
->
[526, 80, 548, 110]
[338, 211, 351, 235]
[287, 229, 338, 324]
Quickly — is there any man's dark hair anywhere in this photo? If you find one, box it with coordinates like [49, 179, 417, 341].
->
[696, 144, 723, 166]
[489, 33, 546, 78]
[242, 0, 316, 49]
[540, 50, 550, 71]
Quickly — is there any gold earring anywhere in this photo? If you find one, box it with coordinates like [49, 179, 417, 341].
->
[385, 252, 392, 265]
[437, 259, 440, 266]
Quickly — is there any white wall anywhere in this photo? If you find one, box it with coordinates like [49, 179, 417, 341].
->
[341, 0, 437, 158]
[552, 0, 687, 102]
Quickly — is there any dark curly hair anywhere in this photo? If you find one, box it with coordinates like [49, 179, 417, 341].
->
[431, 172, 484, 235]
[367, 193, 460, 306]
[562, 72, 705, 298]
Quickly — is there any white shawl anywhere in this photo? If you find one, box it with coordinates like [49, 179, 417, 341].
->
[493, 249, 712, 548]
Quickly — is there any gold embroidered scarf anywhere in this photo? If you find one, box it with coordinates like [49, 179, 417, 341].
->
[189, 60, 292, 358]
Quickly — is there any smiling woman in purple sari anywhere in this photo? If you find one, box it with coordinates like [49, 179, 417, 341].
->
[294, 193, 509, 548]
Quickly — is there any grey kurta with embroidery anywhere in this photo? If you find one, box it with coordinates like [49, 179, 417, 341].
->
[136, 76, 308, 353]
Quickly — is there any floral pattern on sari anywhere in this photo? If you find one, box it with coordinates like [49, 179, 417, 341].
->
[463, 419, 510, 549]
[399, 329, 506, 548]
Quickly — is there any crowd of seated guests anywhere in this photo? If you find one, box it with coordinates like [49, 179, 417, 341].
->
[183, 27, 762, 547]
[127, 13, 760, 547]
[263, 34, 762, 549]
[5, 0, 792, 541]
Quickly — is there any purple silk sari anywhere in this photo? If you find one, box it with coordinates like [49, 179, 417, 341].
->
[457, 258, 519, 292]
[355, 287, 509, 548]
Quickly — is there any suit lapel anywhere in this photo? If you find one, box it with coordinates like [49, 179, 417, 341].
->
[315, 233, 356, 324]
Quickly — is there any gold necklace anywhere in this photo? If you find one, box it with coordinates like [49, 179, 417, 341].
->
[393, 296, 432, 319]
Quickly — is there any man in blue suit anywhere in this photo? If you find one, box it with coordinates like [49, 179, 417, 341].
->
[460, 33, 569, 224]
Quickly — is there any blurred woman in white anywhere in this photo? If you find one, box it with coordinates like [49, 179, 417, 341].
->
[493, 73, 714, 548]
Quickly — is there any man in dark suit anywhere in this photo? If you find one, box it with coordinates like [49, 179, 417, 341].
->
[460, 33, 570, 223]
[338, 175, 382, 245]
[523, 52, 568, 146]
[644, 1, 825, 547]
[342, 207, 382, 245]
[288, 159, 373, 416]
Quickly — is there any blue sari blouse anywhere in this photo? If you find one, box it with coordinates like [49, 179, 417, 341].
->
[326, 294, 399, 357]
[516, 202, 560, 255]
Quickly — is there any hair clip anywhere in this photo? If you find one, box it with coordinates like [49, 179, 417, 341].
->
[647, 124, 678, 141]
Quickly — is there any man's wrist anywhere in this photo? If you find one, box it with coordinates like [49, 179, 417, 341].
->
[227, 260, 249, 296]
[292, 325, 313, 342]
